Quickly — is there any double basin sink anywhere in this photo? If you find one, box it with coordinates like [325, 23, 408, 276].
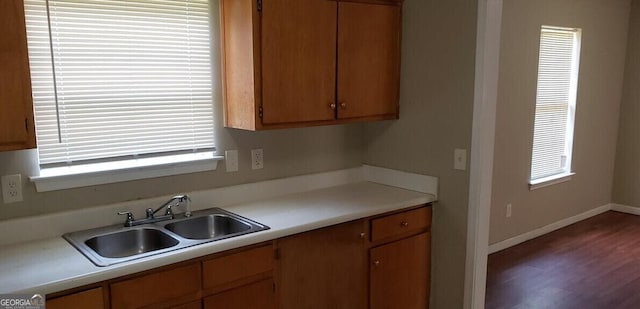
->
[64, 208, 269, 266]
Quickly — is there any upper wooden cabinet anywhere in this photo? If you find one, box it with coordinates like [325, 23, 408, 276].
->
[0, 0, 36, 151]
[221, 0, 402, 130]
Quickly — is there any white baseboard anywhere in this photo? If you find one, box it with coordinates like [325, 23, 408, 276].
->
[611, 203, 640, 215]
[488, 203, 612, 254]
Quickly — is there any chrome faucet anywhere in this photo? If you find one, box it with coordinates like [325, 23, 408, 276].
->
[118, 194, 192, 227]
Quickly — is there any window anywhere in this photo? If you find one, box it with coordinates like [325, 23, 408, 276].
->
[24, 0, 219, 190]
[530, 26, 581, 188]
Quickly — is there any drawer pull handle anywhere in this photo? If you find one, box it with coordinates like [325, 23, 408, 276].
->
[401, 221, 409, 227]
[373, 260, 380, 267]
[360, 232, 366, 238]
[330, 103, 336, 110]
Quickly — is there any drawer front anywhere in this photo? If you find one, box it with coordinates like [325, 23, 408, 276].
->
[170, 300, 202, 309]
[371, 206, 431, 242]
[47, 287, 104, 309]
[111, 263, 201, 309]
[202, 244, 274, 290]
[203, 279, 275, 309]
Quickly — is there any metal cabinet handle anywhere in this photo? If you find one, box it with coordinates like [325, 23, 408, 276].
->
[340, 102, 347, 109]
[360, 232, 366, 238]
[401, 221, 409, 227]
[373, 260, 380, 267]
[330, 103, 336, 110]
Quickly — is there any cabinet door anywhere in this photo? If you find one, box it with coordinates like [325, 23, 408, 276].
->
[260, 0, 337, 125]
[203, 279, 275, 309]
[277, 220, 367, 309]
[370, 232, 430, 309]
[47, 287, 105, 309]
[0, 0, 36, 151]
[337, 2, 401, 120]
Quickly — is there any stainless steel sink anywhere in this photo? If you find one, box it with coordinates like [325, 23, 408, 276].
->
[85, 228, 179, 258]
[64, 208, 269, 267]
[165, 214, 252, 240]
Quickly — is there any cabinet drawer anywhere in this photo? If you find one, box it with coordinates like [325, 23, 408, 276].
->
[371, 206, 431, 242]
[203, 244, 274, 290]
[47, 287, 104, 309]
[203, 279, 275, 309]
[111, 263, 201, 309]
[170, 300, 201, 309]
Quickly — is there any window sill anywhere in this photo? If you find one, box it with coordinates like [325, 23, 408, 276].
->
[30, 152, 224, 192]
[529, 172, 575, 191]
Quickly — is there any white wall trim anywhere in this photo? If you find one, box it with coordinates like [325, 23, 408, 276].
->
[488, 204, 612, 254]
[611, 203, 640, 215]
[464, 0, 503, 308]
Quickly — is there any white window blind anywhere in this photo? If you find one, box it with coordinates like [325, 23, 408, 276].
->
[24, 0, 215, 166]
[530, 26, 581, 181]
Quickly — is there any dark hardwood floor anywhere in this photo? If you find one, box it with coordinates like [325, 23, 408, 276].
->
[486, 211, 640, 309]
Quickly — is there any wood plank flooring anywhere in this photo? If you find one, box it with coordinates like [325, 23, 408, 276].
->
[486, 211, 640, 309]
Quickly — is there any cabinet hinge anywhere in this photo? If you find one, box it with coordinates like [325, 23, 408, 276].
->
[25, 118, 29, 132]
[257, 0, 262, 13]
[259, 106, 264, 119]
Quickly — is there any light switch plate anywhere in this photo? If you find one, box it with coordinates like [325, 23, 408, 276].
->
[225, 150, 238, 172]
[454, 149, 467, 171]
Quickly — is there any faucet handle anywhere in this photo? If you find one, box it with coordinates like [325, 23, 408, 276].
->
[118, 211, 135, 226]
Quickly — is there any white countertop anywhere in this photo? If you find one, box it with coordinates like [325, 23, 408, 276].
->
[0, 181, 435, 295]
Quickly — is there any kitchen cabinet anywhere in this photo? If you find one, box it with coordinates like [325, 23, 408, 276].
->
[370, 232, 431, 309]
[46, 287, 105, 309]
[220, 0, 403, 130]
[276, 206, 431, 309]
[337, 2, 402, 120]
[0, 0, 36, 151]
[276, 219, 367, 309]
[369, 206, 432, 309]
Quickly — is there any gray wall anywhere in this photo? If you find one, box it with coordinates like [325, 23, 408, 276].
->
[364, 0, 477, 307]
[0, 124, 363, 220]
[490, 0, 630, 244]
[613, 0, 640, 206]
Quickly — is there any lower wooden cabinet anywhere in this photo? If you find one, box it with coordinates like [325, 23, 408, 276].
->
[276, 205, 432, 309]
[277, 220, 367, 309]
[370, 232, 431, 309]
[46, 287, 105, 309]
[204, 279, 275, 309]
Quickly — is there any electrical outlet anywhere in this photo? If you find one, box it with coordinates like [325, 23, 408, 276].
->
[506, 203, 512, 218]
[251, 149, 263, 170]
[2, 174, 23, 204]
[225, 150, 238, 172]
